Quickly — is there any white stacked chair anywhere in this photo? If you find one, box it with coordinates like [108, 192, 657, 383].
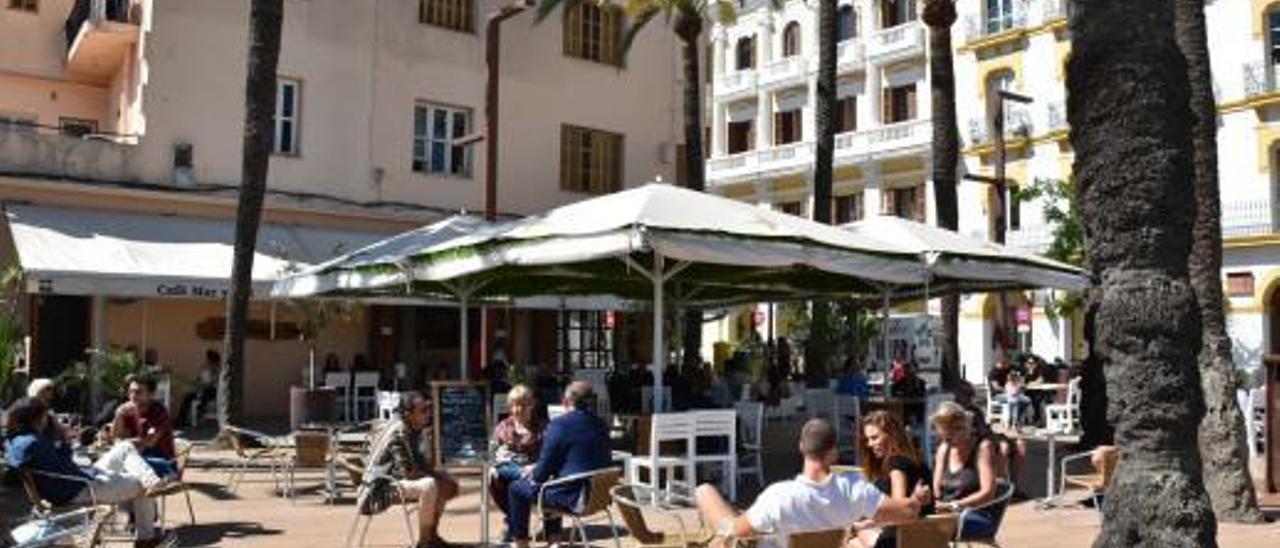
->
[626, 413, 695, 497]
[691, 410, 738, 501]
[352, 372, 380, 422]
[734, 401, 765, 489]
[804, 388, 834, 421]
[1044, 377, 1082, 434]
[573, 369, 612, 416]
[985, 387, 1011, 430]
[376, 391, 401, 422]
[325, 372, 352, 423]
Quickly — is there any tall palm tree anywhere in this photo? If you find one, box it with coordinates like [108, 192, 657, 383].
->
[219, 0, 285, 427]
[803, 0, 837, 386]
[1067, 0, 1216, 544]
[1174, 0, 1264, 522]
[538, 0, 737, 366]
[921, 0, 959, 390]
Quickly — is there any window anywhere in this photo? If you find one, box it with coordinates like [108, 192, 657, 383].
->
[1270, 11, 1280, 65]
[736, 36, 755, 70]
[419, 0, 473, 32]
[556, 311, 614, 369]
[777, 201, 803, 216]
[413, 102, 473, 177]
[985, 0, 1015, 34]
[58, 117, 97, 138]
[880, 0, 915, 28]
[727, 120, 754, 154]
[836, 96, 857, 133]
[782, 22, 801, 57]
[560, 124, 624, 195]
[838, 6, 857, 42]
[1226, 272, 1255, 297]
[774, 109, 802, 145]
[882, 185, 924, 221]
[273, 78, 301, 155]
[882, 83, 917, 123]
[7, 0, 37, 12]
[985, 71, 1015, 138]
[834, 192, 864, 224]
[564, 2, 623, 66]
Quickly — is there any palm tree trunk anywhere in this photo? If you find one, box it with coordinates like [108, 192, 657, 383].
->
[1068, 1, 1217, 546]
[219, 0, 284, 427]
[922, 0, 960, 391]
[801, 0, 837, 386]
[1175, 0, 1264, 523]
[675, 11, 705, 365]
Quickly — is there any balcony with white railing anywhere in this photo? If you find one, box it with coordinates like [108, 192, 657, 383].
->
[1243, 61, 1279, 99]
[834, 118, 932, 163]
[1041, 0, 1070, 24]
[1046, 100, 1067, 132]
[1222, 199, 1280, 238]
[758, 56, 809, 89]
[965, 106, 1034, 146]
[837, 40, 866, 73]
[714, 69, 758, 99]
[963, 10, 1028, 45]
[867, 22, 925, 64]
[707, 140, 816, 184]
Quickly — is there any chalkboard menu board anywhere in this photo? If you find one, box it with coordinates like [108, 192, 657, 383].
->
[430, 381, 491, 468]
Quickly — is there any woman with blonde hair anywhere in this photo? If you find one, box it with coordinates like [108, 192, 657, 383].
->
[855, 411, 930, 548]
[490, 384, 546, 517]
[931, 401, 998, 540]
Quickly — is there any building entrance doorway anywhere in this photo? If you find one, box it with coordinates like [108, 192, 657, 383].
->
[33, 295, 90, 376]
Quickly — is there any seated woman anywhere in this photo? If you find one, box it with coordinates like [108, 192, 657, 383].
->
[931, 402, 998, 540]
[489, 384, 546, 515]
[855, 411, 931, 548]
[110, 376, 178, 479]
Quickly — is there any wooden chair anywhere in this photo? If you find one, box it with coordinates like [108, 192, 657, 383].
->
[537, 468, 623, 548]
[609, 483, 712, 548]
[154, 439, 197, 525]
[285, 430, 332, 501]
[787, 528, 846, 548]
[895, 514, 959, 548]
[221, 425, 288, 494]
[1059, 445, 1118, 511]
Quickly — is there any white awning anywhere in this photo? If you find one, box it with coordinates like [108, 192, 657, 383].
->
[5, 203, 393, 299]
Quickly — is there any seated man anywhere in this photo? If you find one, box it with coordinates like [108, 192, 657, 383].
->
[367, 392, 459, 548]
[507, 381, 612, 548]
[5, 397, 173, 548]
[695, 419, 925, 548]
[110, 376, 178, 479]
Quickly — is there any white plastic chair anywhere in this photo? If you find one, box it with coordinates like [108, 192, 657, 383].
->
[376, 391, 401, 422]
[734, 401, 765, 488]
[833, 395, 861, 460]
[627, 413, 695, 497]
[691, 410, 738, 501]
[352, 372, 380, 422]
[325, 373, 353, 423]
[1044, 377, 1082, 434]
[804, 388, 834, 420]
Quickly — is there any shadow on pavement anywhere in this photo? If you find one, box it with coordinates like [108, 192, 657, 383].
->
[176, 521, 283, 546]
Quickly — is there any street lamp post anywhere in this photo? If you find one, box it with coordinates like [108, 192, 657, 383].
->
[964, 89, 1033, 352]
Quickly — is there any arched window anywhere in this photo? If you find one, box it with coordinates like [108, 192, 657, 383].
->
[782, 22, 801, 57]
[1270, 9, 1280, 65]
[837, 6, 857, 42]
[736, 36, 755, 70]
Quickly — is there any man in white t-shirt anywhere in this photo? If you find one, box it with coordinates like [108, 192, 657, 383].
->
[694, 419, 926, 548]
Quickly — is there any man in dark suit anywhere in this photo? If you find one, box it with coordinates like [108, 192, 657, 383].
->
[506, 381, 611, 548]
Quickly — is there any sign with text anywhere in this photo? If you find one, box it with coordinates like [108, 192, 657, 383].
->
[430, 381, 491, 469]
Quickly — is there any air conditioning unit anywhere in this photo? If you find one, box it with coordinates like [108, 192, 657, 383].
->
[172, 142, 195, 187]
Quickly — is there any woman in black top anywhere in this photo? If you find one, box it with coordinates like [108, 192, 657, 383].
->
[856, 411, 929, 548]
[931, 402, 998, 540]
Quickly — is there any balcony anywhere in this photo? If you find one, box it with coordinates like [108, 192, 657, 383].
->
[963, 11, 1028, 46]
[837, 40, 866, 73]
[65, 0, 141, 85]
[0, 120, 140, 183]
[1042, 0, 1070, 24]
[835, 118, 931, 162]
[1222, 199, 1280, 238]
[1243, 61, 1279, 98]
[758, 57, 808, 89]
[1007, 225, 1054, 254]
[1046, 100, 1068, 133]
[966, 106, 1033, 146]
[714, 69, 758, 100]
[867, 22, 925, 65]
[707, 141, 815, 184]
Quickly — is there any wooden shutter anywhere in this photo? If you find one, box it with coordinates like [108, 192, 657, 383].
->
[912, 184, 926, 221]
[774, 112, 784, 144]
[560, 126, 573, 191]
[882, 88, 893, 124]
[564, 5, 582, 58]
[906, 84, 917, 120]
[603, 7, 622, 66]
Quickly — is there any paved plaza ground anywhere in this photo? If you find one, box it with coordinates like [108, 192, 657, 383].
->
[5, 420, 1280, 546]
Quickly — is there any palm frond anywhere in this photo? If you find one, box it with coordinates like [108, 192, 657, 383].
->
[621, 5, 662, 58]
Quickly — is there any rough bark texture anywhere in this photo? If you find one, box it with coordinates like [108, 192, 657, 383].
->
[1068, 1, 1218, 546]
[220, 0, 284, 427]
[1174, 0, 1265, 523]
[676, 11, 705, 364]
[922, 0, 960, 391]
[1079, 288, 1114, 449]
[803, 0, 838, 385]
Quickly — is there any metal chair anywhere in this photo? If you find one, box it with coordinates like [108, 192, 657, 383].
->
[352, 372, 380, 422]
[325, 372, 353, 423]
[1059, 445, 1119, 512]
[954, 479, 1016, 546]
[221, 425, 288, 494]
[344, 468, 417, 548]
[894, 514, 959, 548]
[734, 401, 765, 489]
[154, 439, 196, 525]
[537, 468, 622, 548]
[284, 430, 332, 501]
[609, 483, 711, 548]
[17, 468, 119, 547]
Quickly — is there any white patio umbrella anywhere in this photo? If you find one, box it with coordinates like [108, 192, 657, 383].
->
[274, 184, 936, 411]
